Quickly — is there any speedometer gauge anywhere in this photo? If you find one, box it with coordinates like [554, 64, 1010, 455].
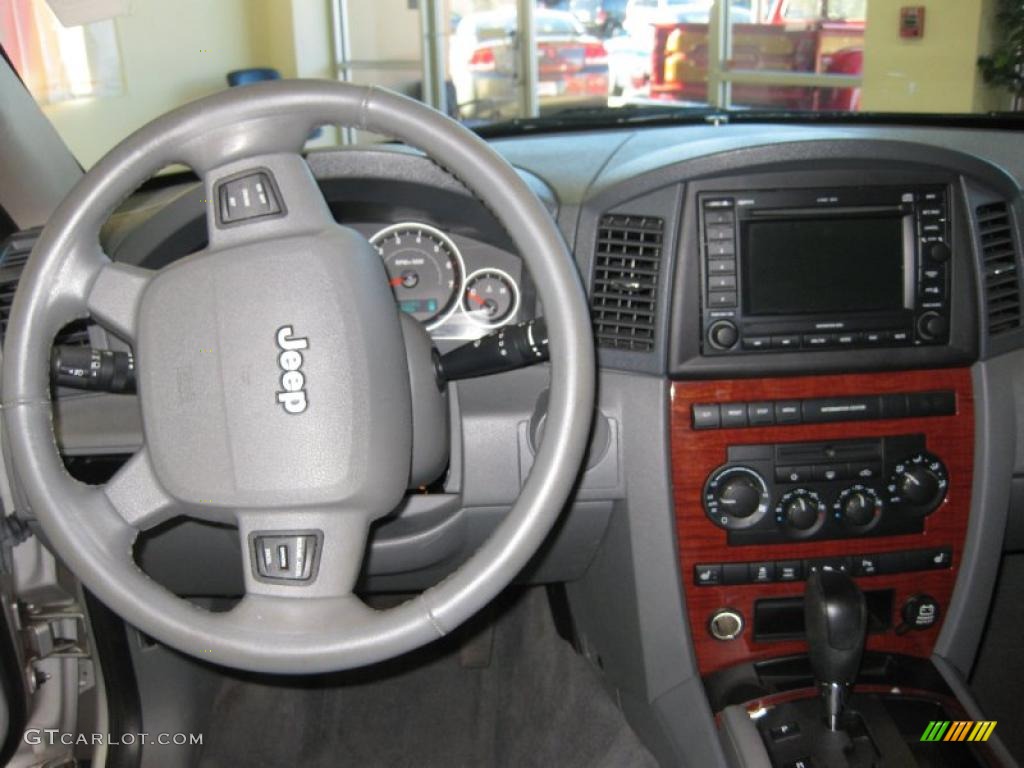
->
[370, 223, 465, 328]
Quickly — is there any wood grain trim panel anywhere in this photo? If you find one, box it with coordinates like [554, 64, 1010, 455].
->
[669, 368, 973, 677]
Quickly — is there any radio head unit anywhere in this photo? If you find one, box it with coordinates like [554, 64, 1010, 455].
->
[700, 186, 950, 355]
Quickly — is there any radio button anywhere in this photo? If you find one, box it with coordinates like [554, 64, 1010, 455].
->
[709, 291, 737, 308]
[708, 255, 736, 271]
[863, 330, 889, 345]
[835, 332, 861, 346]
[709, 275, 736, 290]
[705, 210, 735, 225]
[720, 404, 748, 428]
[742, 336, 771, 351]
[802, 333, 835, 348]
[775, 401, 802, 424]
[748, 402, 775, 425]
[920, 282, 946, 300]
[803, 396, 881, 423]
[772, 334, 801, 350]
[692, 404, 721, 430]
[891, 329, 911, 343]
[706, 225, 735, 241]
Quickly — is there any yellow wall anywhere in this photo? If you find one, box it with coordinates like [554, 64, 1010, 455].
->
[44, 0, 337, 168]
[860, 0, 1009, 113]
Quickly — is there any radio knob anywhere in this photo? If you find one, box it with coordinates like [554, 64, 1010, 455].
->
[918, 311, 948, 340]
[927, 242, 951, 263]
[835, 486, 882, 530]
[707, 320, 739, 350]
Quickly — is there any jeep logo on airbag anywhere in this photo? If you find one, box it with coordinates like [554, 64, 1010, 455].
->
[276, 326, 309, 414]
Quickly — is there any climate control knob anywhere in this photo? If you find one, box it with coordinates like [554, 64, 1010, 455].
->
[835, 485, 883, 531]
[704, 466, 770, 530]
[775, 488, 825, 537]
[890, 453, 948, 517]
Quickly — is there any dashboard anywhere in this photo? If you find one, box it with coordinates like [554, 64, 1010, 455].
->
[14, 119, 1024, 767]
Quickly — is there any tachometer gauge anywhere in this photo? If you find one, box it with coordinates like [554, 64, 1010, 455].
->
[461, 268, 520, 328]
[370, 223, 465, 329]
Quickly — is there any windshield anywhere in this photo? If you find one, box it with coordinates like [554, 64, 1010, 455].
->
[0, 0, 1017, 167]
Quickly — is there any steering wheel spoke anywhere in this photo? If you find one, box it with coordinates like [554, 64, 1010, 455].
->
[86, 261, 154, 344]
[235, 510, 372, 600]
[102, 448, 177, 531]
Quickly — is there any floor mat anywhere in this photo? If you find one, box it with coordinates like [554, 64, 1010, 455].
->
[197, 588, 658, 768]
[970, 553, 1024, 763]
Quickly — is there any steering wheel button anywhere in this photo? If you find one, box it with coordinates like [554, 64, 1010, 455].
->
[217, 170, 283, 225]
[252, 533, 321, 582]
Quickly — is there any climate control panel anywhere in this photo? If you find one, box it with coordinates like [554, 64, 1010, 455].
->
[703, 435, 947, 545]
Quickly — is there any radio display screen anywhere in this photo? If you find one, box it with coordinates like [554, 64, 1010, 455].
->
[741, 216, 905, 316]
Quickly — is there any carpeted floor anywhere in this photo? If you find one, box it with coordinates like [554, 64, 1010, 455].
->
[196, 588, 658, 768]
[970, 553, 1024, 763]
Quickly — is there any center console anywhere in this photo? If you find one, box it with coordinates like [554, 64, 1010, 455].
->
[658, 155, 1010, 765]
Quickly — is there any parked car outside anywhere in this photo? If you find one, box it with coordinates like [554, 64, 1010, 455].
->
[569, 0, 629, 38]
[450, 7, 609, 121]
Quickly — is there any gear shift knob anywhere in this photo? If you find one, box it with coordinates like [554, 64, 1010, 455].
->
[804, 568, 867, 730]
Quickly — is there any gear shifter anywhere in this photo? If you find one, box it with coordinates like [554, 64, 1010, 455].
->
[804, 568, 867, 731]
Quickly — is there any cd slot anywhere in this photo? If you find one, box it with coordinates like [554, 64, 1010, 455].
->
[747, 204, 907, 219]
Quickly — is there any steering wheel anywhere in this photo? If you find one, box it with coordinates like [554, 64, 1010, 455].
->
[1, 81, 595, 674]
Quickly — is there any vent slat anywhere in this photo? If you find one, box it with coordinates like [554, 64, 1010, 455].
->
[0, 229, 92, 346]
[977, 202, 1022, 337]
[591, 214, 664, 352]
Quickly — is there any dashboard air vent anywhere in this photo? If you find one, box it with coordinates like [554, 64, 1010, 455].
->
[976, 202, 1022, 336]
[0, 227, 90, 345]
[591, 214, 664, 351]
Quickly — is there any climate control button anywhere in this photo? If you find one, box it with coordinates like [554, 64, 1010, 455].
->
[704, 466, 770, 530]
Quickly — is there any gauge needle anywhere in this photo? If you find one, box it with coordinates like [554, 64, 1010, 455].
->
[467, 291, 486, 306]
[389, 276, 404, 287]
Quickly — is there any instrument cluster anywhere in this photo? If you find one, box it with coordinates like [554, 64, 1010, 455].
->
[364, 221, 525, 341]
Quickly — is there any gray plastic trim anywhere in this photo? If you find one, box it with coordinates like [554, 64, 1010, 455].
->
[935, 353, 1021, 674]
[931, 654, 1019, 767]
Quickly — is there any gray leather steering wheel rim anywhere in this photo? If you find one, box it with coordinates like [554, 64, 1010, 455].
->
[1, 80, 595, 674]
